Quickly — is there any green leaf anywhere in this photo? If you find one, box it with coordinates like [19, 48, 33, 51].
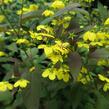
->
[45, 99, 59, 109]
[22, 68, 41, 109]
[0, 91, 13, 104]
[7, 43, 18, 52]
[98, 2, 109, 21]
[95, 91, 109, 109]
[71, 83, 84, 109]
[26, 47, 38, 57]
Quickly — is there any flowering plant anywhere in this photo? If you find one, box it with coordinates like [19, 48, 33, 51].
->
[0, 0, 109, 109]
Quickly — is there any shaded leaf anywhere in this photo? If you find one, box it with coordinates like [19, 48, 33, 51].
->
[95, 91, 109, 109]
[0, 24, 9, 32]
[22, 68, 41, 109]
[90, 48, 109, 59]
[0, 91, 13, 104]
[21, 10, 43, 21]
[71, 83, 84, 109]
[97, 2, 109, 20]
[67, 52, 82, 81]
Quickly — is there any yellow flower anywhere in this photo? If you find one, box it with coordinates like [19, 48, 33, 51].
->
[14, 79, 30, 88]
[77, 67, 90, 84]
[38, 41, 69, 64]
[52, 20, 58, 25]
[90, 42, 103, 46]
[49, 72, 56, 80]
[97, 59, 107, 66]
[0, 81, 13, 92]
[63, 73, 70, 82]
[104, 18, 109, 25]
[103, 83, 109, 92]
[29, 66, 35, 72]
[39, 44, 63, 64]
[38, 33, 54, 38]
[51, 0, 65, 9]
[29, 31, 42, 40]
[98, 74, 109, 92]
[83, 31, 96, 41]
[42, 65, 70, 82]
[81, 67, 87, 74]
[16, 38, 29, 45]
[98, 74, 106, 81]
[48, 54, 63, 64]
[42, 10, 54, 17]
[54, 40, 70, 54]
[0, 0, 12, 4]
[29, 31, 54, 40]
[96, 32, 106, 40]
[77, 73, 90, 84]
[17, 4, 38, 15]
[56, 69, 63, 80]
[63, 16, 71, 21]
[56, 65, 70, 82]
[17, 7, 29, 15]
[0, 51, 7, 57]
[77, 42, 89, 49]
[29, 4, 39, 11]
[0, 15, 5, 22]
[42, 68, 56, 80]
[98, 74, 109, 82]
[42, 69, 50, 78]
[37, 25, 53, 33]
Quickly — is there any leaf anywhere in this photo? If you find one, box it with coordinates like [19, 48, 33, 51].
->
[95, 91, 109, 109]
[71, 83, 84, 109]
[21, 10, 43, 21]
[0, 91, 13, 104]
[45, 99, 59, 109]
[97, 2, 109, 21]
[73, 8, 89, 16]
[67, 52, 82, 81]
[90, 48, 109, 59]
[40, 3, 80, 24]
[0, 24, 9, 32]
[22, 68, 41, 109]
[26, 47, 38, 57]
[7, 43, 18, 52]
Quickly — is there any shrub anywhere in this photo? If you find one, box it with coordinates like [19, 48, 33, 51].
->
[0, 0, 109, 109]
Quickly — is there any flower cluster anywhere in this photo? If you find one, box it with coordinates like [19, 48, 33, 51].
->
[38, 40, 70, 64]
[17, 4, 39, 15]
[0, 81, 13, 92]
[0, 79, 29, 92]
[42, 64, 70, 82]
[30, 25, 54, 41]
[77, 30, 109, 50]
[77, 67, 91, 84]
[98, 74, 109, 92]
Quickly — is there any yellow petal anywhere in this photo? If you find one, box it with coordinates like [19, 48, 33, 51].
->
[42, 69, 50, 78]
[98, 74, 106, 81]
[49, 73, 56, 80]
[63, 73, 70, 82]
[104, 18, 109, 25]
[103, 83, 109, 92]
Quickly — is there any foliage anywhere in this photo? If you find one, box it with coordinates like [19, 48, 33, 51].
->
[0, 0, 109, 109]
